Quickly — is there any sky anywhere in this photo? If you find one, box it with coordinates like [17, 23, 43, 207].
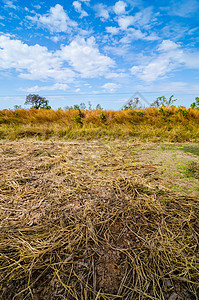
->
[0, 0, 199, 110]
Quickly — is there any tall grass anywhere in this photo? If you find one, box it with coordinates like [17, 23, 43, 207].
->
[0, 107, 199, 141]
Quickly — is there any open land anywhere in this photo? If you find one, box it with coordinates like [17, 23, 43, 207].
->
[0, 107, 199, 299]
[0, 137, 199, 299]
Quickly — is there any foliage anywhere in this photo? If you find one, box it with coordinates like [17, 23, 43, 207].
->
[99, 112, 106, 122]
[74, 115, 83, 126]
[74, 106, 84, 126]
[96, 104, 103, 110]
[190, 97, 199, 109]
[80, 102, 86, 110]
[88, 101, 92, 110]
[14, 105, 21, 109]
[137, 111, 144, 116]
[151, 95, 177, 107]
[25, 94, 51, 109]
[123, 97, 140, 110]
[176, 107, 188, 117]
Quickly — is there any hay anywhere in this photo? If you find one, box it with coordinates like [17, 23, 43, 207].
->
[0, 140, 198, 299]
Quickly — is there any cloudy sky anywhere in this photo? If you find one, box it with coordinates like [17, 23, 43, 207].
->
[0, 0, 199, 109]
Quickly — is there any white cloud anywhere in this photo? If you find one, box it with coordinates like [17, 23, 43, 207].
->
[20, 83, 69, 93]
[32, 4, 41, 10]
[183, 52, 199, 69]
[117, 15, 134, 30]
[116, 7, 157, 31]
[0, 35, 115, 82]
[94, 4, 110, 20]
[102, 82, 121, 92]
[105, 72, 126, 79]
[158, 40, 179, 52]
[106, 26, 120, 35]
[3, 0, 17, 9]
[120, 28, 146, 44]
[103, 44, 130, 56]
[51, 36, 61, 43]
[58, 37, 115, 78]
[162, 0, 199, 17]
[131, 57, 173, 82]
[132, 7, 154, 29]
[113, 1, 127, 15]
[120, 28, 158, 43]
[130, 40, 184, 82]
[0, 35, 75, 82]
[28, 4, 77, 33]
[73, 1, 88, 18]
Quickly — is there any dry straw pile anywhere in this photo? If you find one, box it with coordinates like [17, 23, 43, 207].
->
[0, 140, 198, 299]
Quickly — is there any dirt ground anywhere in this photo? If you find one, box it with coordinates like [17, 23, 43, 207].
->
[0, 139, 198, 299]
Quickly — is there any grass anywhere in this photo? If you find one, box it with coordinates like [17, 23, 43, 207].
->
[186, 161, 199, 179]
[0, 139, 199, 299]
[181, 145, 199, 156]
[0, 107, 199, 141]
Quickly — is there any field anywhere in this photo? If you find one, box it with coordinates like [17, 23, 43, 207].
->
[0, 109, 199, 299]
[0, 107, 199, 141]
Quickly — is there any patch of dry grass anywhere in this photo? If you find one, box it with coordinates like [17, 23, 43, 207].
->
[0, 107, 199, 141]
[0, 140, 198, 299]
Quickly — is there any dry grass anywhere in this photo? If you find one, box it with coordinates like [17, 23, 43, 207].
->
[0, 107, 199, 141]
[0, 139, 198, 299]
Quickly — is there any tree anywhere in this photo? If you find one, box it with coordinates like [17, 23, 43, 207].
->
[25, 94, 51, 109]
[151, 95, 177, 107]
[96, 104, 103, 110]
[80, 103, 86, 110]
[190, 97, 199, 109]
[123, 97, 141, 110]
[14, 105, 21, 109]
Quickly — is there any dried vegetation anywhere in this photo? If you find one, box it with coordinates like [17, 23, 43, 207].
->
[0, 107, 199, 141]
[0, 139, 198, 299]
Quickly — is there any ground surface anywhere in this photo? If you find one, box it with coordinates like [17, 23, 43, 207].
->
[0, 139, 198, 299]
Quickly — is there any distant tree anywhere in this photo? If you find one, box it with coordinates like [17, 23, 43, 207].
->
[14, 105, 21, 109]
[25, 94, 51, 109]
[80, 103, 86, 110]
[96, 104, 103, 110]
[88, 101, 92, 110]
[151, 95, 177, 107]
[73, 104, 80, 110]
[123, 97, 140, 110]
[190, 97, 199, 109]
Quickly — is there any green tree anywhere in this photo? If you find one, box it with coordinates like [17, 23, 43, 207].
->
[190, 97, 199, 109]
[14, 105, 21, 109]
[151, 95, 177, 107]
[25, 94, 51, 109]
[96, 104, 103, 110]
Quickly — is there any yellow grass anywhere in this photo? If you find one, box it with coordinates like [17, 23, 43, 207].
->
[0, 107, 199, 141]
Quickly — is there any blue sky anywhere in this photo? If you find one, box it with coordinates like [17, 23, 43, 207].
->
[0, 0, 199, 109]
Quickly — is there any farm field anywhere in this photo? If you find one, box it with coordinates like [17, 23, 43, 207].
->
[0, 138, 199, 299]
